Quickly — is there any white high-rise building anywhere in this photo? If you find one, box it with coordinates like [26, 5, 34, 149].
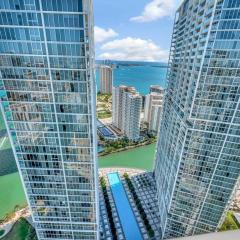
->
[149, 104, 162, 133]
[154, 0, 240, 239]
[112, 86, 142, 140]
[144, 87, 164, 134]
[112, 85, 135, 130]
[150, 85, 165, 94]
[122, 91, 142, 141]
[0, 0, 99, 239]
[99, 65, 113, 94]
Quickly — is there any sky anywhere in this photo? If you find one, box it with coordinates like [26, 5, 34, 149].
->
[94, 0, 182, 62]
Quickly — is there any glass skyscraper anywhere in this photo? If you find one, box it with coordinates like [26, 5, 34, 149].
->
[0, 0, 99, 239]
[154, 0, 240, 239]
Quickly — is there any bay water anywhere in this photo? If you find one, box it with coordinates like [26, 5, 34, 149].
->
[96, 61, 168, 95]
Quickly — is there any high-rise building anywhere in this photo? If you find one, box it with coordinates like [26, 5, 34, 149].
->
[99, 65, 113, 94]
[0, 1, 99, 240]
[112, 86, 142, 140]
[150, 85, 165, 95]
[122, 91, 142, 141]
[144, 87, 164, 134]
[112, 85, 135, 130]
[154, 0, 240, 239]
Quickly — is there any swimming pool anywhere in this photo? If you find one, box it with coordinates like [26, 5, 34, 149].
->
[107, 172, 142, 240]
[98, 126, 114, 137]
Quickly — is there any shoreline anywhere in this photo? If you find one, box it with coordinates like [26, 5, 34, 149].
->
[99, 140, 156, 157]
[0, 143, 157, 221]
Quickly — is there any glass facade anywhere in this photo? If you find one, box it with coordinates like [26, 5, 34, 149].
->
[0, 0, 99, 239]
[154, 0, 240, 239]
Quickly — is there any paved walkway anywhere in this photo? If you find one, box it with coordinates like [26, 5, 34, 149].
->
[99, 167, 144, 177]
[0, 208, 31, 239]
[99, 117, 113, 125]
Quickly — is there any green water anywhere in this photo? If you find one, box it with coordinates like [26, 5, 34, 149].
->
[0, 143, 156, 219]
[0, 172, 27, 219]
[0, 111, 5, 130]
[99, 143, 156, 171]
[0, 137, 11, 150]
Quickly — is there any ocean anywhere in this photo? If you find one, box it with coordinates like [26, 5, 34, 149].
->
[96, 61, 168, 95]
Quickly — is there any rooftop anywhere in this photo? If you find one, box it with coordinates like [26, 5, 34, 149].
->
[150, 85, 164, 90]
[100, 65, 112, 69]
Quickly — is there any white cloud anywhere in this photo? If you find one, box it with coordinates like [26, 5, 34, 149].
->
[94, 26, 118, 43]
[130, 0, 178, 22]
[98, 37, 169, 62]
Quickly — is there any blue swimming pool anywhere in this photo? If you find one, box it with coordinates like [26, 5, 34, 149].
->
[98, 126, 115, 137]
[107, 172, 142, 240]
[99, 127, 112, 136]
[97, 120, 104, 128]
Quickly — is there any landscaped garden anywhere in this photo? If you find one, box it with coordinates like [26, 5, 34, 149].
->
[100, 177, 117, 239]
[99, 135, 157, 156]
[219, 211, 240, 231]
[97, 93, 112, 119]
[2, 218, 37, 240]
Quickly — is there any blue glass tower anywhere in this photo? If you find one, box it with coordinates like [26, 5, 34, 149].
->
[0, 0, 99, 239]
[155, 0, 240, 239]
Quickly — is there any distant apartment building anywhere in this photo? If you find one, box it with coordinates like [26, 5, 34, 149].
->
[112, 85, 135, 130]
[99, 65, 113, 94]
[154, 0, 240, 239]
[144, 87, 164, 134]
[0, 0, 99, 240]
[122, 91, 142, 141]
[150, 85, 165, 94]
[112, 86, 142, 140]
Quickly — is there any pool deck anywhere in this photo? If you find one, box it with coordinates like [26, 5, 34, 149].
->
[99, 168, 161, 240]
[107, 172, 142, 240]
